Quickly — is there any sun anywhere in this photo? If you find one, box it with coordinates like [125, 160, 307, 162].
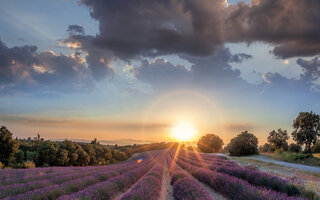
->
[171, 122, 196, 141]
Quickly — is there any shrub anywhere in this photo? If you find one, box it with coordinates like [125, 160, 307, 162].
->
[173, 177, 214, 200]
[22, 160, 36, 168]
[312, 141, 320, 153]
[0, 161, 3, 168]
[302, 190, 320, 200]
[289, 143, 302, 153]
[227, 131, 258, 156]
[171, 171, 188, 185]
[259, 143, 275, 153]
[197, 134, 224, 153]
[217, 166, 302, 196]
[222, 145, 229, 153]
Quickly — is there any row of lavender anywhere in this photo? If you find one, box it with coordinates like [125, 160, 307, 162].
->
[166, 151, 215, 200]
[173, 149, 311, 200]
[0, 152, 157, 186]
[120, 154, 166, 200]
[1, 150, 163, 199]
[59, 152, 165, 200]
[177, 150, 304, 197]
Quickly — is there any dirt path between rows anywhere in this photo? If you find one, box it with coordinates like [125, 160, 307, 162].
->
[198, 181, 228, 200]
[159, 158, 174, 200]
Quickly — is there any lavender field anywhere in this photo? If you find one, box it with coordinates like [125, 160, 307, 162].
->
[0, 148, 316, 200]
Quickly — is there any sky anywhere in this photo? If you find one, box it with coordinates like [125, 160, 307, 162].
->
[0, 0, 320, 145]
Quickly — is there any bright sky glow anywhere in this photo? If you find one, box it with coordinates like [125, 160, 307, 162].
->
[172, 122, 197, 141]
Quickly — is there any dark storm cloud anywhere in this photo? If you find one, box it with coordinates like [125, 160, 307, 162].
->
[79, 0, 320, 59]
[225, 0, 320, 58]
[0, 39, 93, 95]
[79, 0, 226, 59]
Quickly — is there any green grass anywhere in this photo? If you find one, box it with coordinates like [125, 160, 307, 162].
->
[269, 152, 320, 166]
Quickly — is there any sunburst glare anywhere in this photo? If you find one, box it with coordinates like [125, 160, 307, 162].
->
[171, 122, 196, 141]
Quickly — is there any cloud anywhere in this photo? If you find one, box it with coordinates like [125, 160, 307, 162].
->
[230, 53, 252, 63]
[0, 39, 94, 95]
[0, 114, 169, 131]
[3, 1, 320, 96]
[261, 57, 320, 96]
[182, 48, 248, 88]
[133, 48, 250, 90]
[225, 0, 320, 58]
[134, 58, 191, 89]
[60, 31, 114, 81]
[79, 0, 227, 59]
[297, 57, 320, 92]
[78, 0, 320, 59]
[67, 25, 85, 36]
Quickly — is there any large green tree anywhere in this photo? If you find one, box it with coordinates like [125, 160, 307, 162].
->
[227, 131, 258, 156]
[197, 134, 224, 153]
[267, 129, 289, 150]
[0, 126, 19, 166]
[37, 141, 59, 166]
[292, 112, 320, 154]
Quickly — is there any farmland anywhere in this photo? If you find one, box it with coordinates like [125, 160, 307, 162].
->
[0, 147, 317, 200]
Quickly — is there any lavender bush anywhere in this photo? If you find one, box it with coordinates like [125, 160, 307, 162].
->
[121, 163, 164, 200]
[173, 177, 214, 200]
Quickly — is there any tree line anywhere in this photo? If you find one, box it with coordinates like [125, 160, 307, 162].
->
[260, 111, 320, 154]
[196, 111, 320, 156]
[0, 127, 179, 168]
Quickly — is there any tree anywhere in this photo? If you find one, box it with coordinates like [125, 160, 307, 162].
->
[75, 147, 90, 166]
[0, 126, 19, 166]
[55, 149, 69, 166]
[259, 143, 275, 153]
[267, 129, 289, 150]
[37, 141, 58, 166]
[292, 112, 320, 154]
[82, 144, 96, 165]
[197, 134, 224, 153]
[111, 149, 128, 162]
[288, 143, 302, 153]
[14, 150, 25, 164]
[26, 151, 39, 164]
[227, 131, 258, 156]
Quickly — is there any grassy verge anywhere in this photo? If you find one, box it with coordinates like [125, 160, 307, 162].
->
[314, 153, 320, 159]
[266, 152, 320, 166]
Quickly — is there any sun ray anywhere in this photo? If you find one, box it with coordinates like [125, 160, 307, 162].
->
[191, 146, 209, 169]
[168, 143, 181, 175]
